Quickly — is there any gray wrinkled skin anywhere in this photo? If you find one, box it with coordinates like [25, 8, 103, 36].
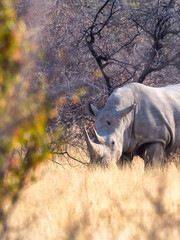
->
[86, 83, 180, 167]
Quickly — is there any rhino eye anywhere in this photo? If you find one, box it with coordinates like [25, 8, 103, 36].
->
[111, 140, 115, 145]
[107, 121, 111, 125]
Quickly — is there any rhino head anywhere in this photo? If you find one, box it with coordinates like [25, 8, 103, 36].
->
[85, 102, 136, 166]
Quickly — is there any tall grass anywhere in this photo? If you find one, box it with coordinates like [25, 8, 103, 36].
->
[3, 157, 180, 240]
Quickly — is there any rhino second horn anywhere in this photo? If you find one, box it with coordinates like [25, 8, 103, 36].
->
[84, 129, 102, 159]
[93, 128, 105, 144]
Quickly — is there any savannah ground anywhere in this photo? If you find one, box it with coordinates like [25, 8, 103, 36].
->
[4, 155, 180, 240]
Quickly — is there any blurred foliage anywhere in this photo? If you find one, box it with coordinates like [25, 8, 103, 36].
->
[0, 0, 54, 219]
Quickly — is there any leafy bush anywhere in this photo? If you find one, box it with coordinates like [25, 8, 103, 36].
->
[0, 0, 52, 230]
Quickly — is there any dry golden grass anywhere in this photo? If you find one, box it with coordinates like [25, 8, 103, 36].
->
[3, 156, 180, 240]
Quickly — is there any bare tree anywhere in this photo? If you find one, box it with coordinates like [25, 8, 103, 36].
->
[82, 0, 140, 95]
[132, 0, 180, 83]
[82, 0, 180, 92]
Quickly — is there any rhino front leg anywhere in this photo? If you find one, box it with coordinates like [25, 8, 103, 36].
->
[138, 143, 165, 168]
[116, 153, 133, 167]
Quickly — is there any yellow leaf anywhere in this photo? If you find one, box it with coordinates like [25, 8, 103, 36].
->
[71, 95, 80, 105]
[94, 69, 103, 78]
[49, 109, 58, 119]
[55, 94, 66, 109]
[75, 87, 87, 97]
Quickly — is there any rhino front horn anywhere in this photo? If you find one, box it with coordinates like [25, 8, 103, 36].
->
[84, 128, 102, 160]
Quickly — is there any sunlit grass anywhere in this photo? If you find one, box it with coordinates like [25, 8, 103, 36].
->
[4, 156, 180, 240]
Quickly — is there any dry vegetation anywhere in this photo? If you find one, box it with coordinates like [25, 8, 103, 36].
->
[3, 154, 180, 240]
[1, 1, 179, 239]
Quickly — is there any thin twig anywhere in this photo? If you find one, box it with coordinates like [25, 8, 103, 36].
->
[51, 159, 65, 168]
[52, 151, 89, 166]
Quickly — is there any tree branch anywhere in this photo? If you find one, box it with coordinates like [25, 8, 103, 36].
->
[108, 33, 140, 59]
[138, 48, 157, 83]
[52, 151, 89, 166]
[149, 51, 180, 72]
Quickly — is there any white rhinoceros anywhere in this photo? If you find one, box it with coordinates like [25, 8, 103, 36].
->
[85, 83, 180, 167]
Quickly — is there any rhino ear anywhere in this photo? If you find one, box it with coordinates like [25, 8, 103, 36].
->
[116, 102, 136, 119]
[87, 103, 100, 116]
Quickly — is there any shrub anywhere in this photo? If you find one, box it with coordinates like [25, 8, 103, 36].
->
[0, 0, 52, 234]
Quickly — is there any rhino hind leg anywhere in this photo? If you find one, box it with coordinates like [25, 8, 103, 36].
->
[137, 143, 165, 168]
